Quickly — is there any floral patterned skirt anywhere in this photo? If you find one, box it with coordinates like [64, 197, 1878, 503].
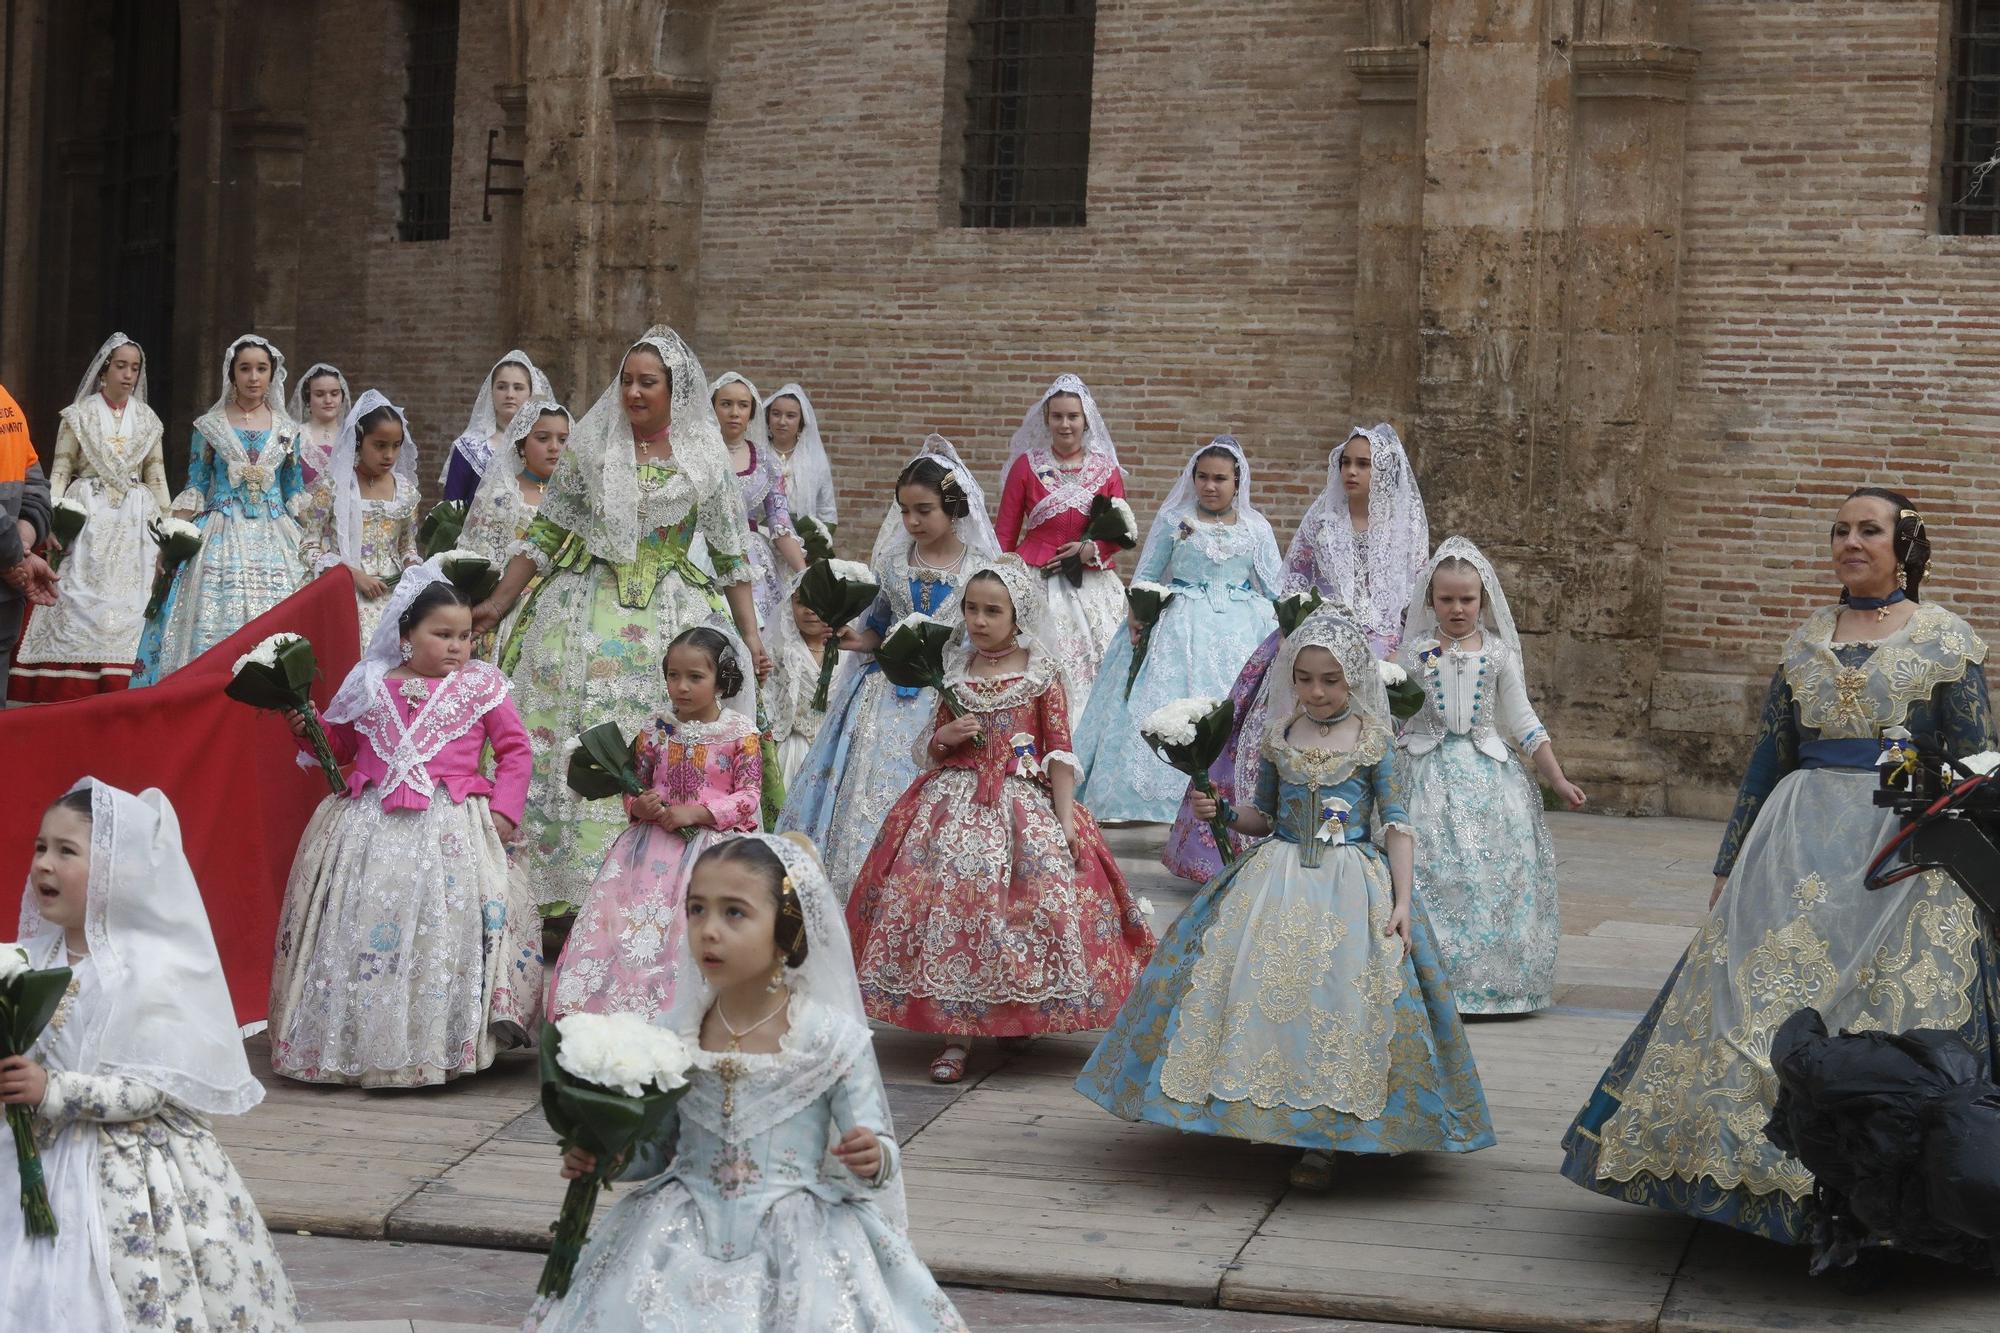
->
[548, 822, 719, 1022]
[846, 769, 1153, 1036]
[1042, 567, 1124, 720]
[269, 794, 540, 1087]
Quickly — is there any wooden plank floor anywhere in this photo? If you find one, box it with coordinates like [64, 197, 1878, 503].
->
[219, 811, 2000, 1332]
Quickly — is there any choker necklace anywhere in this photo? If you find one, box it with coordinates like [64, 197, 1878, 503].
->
[975, 643, 1019, 662]
[636, 426, 668, 445]
[1304, 704, 1353, 730]
[1848, 588, 1906, 622]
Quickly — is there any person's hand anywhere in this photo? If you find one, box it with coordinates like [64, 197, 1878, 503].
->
[630, 791, 665, 824]
[471, 599, 502, 635]
[0, 1055, 48, 1108]
[1192, 791, 1220, 822]
[1, 552, 59, 605]
[1554, 779, 1587, 811]
[832, 1125, 884, 1181]
[743, 632, 772, 683]
[354, 572, 389, 600]
[1385, 897, 1413, 957]
[659, 803, 702, 831]
[1127, 617, 1142, 646]
[1710, 874, 1728, 909]
[284, 707, 313, 738]
[1060, 809, 1083, 864]
[1054, 541, 1083, 562]
[560, 1146, 597, 1180]
[934, 715, 981, 750]
[492, 813, 518, 843]
[836, 625, 871, 652]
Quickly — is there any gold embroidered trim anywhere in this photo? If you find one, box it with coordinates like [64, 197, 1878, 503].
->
[1782, 604, 1987, 737]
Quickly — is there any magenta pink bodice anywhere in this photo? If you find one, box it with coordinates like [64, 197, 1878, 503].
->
[997, 451, 1126, 568]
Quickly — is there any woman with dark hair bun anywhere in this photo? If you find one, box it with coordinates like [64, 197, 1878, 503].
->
[1560, 487, 2000, 1247]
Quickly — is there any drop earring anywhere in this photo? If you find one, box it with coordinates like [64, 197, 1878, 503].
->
[1896, 566, 1908, 591]
[399, 642, 414, 663]
[765, 963, 787, 993]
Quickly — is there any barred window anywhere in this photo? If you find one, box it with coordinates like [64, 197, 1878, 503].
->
[398, 1, 460, 242]
[960, 0, 1095, 229]
[1943, 0, 2000, 234]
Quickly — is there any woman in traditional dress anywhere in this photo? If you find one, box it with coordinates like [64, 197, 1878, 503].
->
[289, 361, 351, 486]
[1395, 538, 1586, 1015]
[439, 350, 553, 505]
[8, 334, 168, 702]
[134, 334, 306, 685]
[994, 374, 1127, 716]
[1073, 436, 1281, 823]
[1076, 607, 1494, 1189]
[297, 389, 422, 649]
[711, 371, 807, 630]
[762, 381, 838, 531]
[778, 436, 999, 895]
[1560, 489, 1999, 1244]
[1162, 423, 1429, 882]
[471, 326, 766, 917]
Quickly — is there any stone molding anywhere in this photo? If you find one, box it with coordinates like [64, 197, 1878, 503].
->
[1569, 41, 1700, 102]
[1345, 46, 1422, 105]
[494, 83, 528, 130]
[609, 74, 713, 127]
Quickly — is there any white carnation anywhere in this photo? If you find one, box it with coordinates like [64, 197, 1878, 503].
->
[1959, 751, 2000, 777]
[232, 631, 303, 676]
[828, 559, 875, 585]
[434, 548, 484, 566]
[0, 944, 31, 985]
[1137, 896, 1156, 918]
[887, 612, 938, 637]
[153, 516, 201, 543]
[554, 1012, 696, 1097]
[1108, 497, 1138, 540]
[53, 497, 87, 518]
[1141, 696, 1220, 748]
[1377, 660, 1408, 687]
[1129, 580, 1171, 598]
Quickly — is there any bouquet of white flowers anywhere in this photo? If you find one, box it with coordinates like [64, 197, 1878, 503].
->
[536, 1012, 696, 1296]
[1379, 658, 1424, 720]
[1061, 494, 1138, 585]
[1140, 696, 1238, 865]
[145, 515, 203, 619]
[46, 498, 86, 573]
[797, 558, 882, 711]
[434, 548, 501, 603]
[225, 633, 343, 794]
[1272, 587, 1324, 639]
[418, 499, 469, 559]
[1124, 580, 1177, 701]
[874, 611, 981, 746]
[794, 513, 836, 564]
[1, 943, 72, 1236]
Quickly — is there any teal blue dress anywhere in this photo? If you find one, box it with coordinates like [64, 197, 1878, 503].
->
[1076, 715, 1495, 1154]
[1074, 516, 1277, 822]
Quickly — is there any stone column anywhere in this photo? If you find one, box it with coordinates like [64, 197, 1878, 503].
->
[1345, 0, 1427, 427]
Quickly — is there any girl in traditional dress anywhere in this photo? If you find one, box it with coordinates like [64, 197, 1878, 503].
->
[1074, 436, 1281, 822]
[1560, 489, 2000, 1244]
[529, 834, 967, 1333]
[765, 570, 830, 788]
[1395, 538, 1586, 1015]
[1163, 423, 1429, 882]
[1076, 607, 1495, 1189]
[1, 780, 300, 1330]
[462, 399, 571, 563]
[779, 437, 998, 895]
[548, 627, 763, 1021]
[995, 373, 1128, 716]
[847, 554, 1154, 1084]
[298, 390, 422, 650]
[8, 334, 168, 702]
[134, 334, 307, 685]
[762, 381, 838, 531]
[439, 350, 552, 504]
[711, 371, 807, 630]
[471, 326, 766, 917]
[289, 361, 351, 486]
[268, 567, 540, 1087]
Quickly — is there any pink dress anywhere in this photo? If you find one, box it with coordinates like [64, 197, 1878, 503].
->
[269, 660, 543, 1087]
[995, 450, 1128, 715]
[547, 710, 764, 1020]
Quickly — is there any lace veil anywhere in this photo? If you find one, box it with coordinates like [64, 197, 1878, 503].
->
[869, 434, 1001, 572]
[1401, 536, 1522, 656]
[1137, 435, 1281, 592]
[1005, 373, 1125, 478]
[538, 326, 735, 566]
[71, 331, 150, 408]
[322, 389, 418, 572]
[440, 350, 553, 484]
[1264, 606, 1391, 738]
[707, 371, 770, 451]
[326, 556, 450, 724]
[1292, 424, 1428, 637]
[462, 397, 568, 559]
[17, 779, 264, 1116]
[287, 361, 351, 431]
[945, 553, 1057, 689]
[762, 382, 836, 525]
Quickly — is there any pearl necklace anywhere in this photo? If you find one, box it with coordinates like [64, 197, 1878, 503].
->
[715, 993, 789, 1121]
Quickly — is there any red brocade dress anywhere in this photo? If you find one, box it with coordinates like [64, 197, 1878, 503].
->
[846, 664, 1154, 1036]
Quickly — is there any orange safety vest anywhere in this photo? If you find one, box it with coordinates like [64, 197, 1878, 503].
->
[0, 383, 36, 482]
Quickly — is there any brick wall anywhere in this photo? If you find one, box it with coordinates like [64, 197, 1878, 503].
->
[293, 0, 520, 498]
[688, 0, 1362, 553]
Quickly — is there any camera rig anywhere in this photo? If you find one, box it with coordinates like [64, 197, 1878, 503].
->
[1866, 742, 2000, 917]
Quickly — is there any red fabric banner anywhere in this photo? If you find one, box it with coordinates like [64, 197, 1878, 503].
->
[0, 568, 360, 1024]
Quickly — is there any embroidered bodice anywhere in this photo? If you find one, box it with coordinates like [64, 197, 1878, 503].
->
[313, 660, 532, 822]
[616, 1001, 900, 1261]
[461, 473, 540, 563]
[50, 397, 169, 509]
[1133, 516, 1273, 606]
[996, 450, 1125, 567]
[1254, 717, 1409, 870]
[177, 424, 303, 521]
[861, 544, 973, 698]
[1397, 637, 1549, 763]
[1714, 602, 1994, 876]
[296, 424, 340, 486]
[930, 665, 1078, 804]
[299, 474, 421, 577]
[520, 462, 748, 611]
[735, 444, 796, 539]
[631, 710, 763, 832]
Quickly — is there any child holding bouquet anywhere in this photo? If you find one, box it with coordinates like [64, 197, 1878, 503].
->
[529, 834, 966, 1331]
[765, 571, 830, 787]
[845, 555, 1154, 1084]
[268, 565, 541, 1087]
[1076, 608, 1493, 1189]
[548, 626, 763, 1020]
[297, 389, 422, 651]
[780, 438, 998, 894]
[2, 780, 299, 1330]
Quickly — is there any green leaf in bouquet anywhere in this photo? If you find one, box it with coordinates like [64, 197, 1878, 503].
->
[1273, 588, 1325, 638]
[794, 514, 837, 564]
[1124, 584, 1177, 701]
[873, 619, 955, 693]
[566, 721, 646, 800]
[2, 966, 74, 1055]
[418, 500, 469, 559]
[797, 561, 880, 632]
[1387, 676, 1426, 721]
[440, 554, 501, 604]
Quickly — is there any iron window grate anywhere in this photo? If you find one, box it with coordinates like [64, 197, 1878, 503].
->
[398, 1, 460, 242]
[1943, 0, 2000, 234]
[960, 0, 1095, 229]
